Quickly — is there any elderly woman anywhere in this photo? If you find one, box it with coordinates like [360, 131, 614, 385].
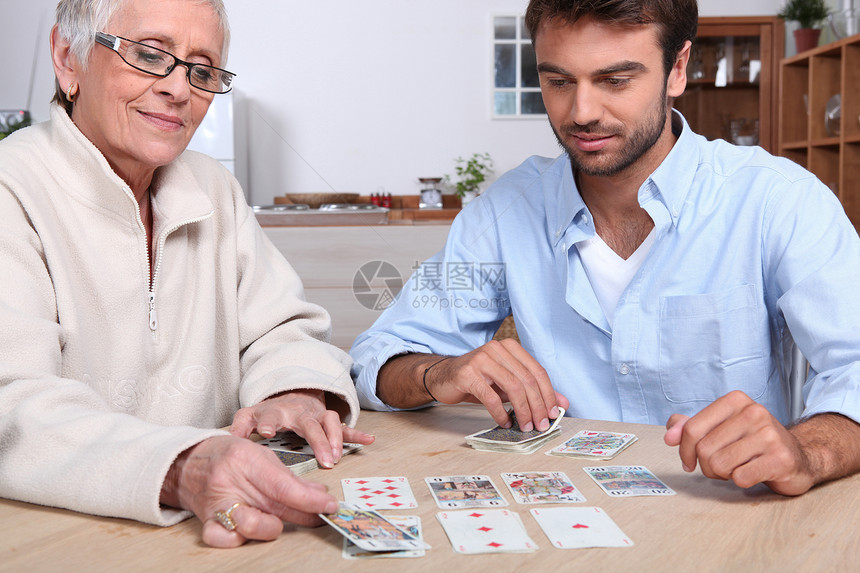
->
[0, 0, 373, 548]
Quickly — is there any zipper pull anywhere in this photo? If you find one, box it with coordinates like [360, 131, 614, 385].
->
[148, 291, 158, 331]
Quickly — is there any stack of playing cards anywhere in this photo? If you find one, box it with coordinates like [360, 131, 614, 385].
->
[436, 509, 538, 554]
[320, 503, 430, 555]
[257, 432, 364, 475]
[546, 430, 638, 460]
[465, 408, 565, 454]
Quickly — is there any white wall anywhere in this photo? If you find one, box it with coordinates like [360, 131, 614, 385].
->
[2, 0, 802, 205]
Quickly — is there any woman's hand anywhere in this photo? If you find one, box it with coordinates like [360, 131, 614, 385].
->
[161, 435, 340, 548]
[229, 389, 374, 468]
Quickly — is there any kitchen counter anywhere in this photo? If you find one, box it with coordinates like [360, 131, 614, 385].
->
[256, 208, 460, 226]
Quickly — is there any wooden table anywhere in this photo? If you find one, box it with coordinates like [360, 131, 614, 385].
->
[2, 405, 858, 572]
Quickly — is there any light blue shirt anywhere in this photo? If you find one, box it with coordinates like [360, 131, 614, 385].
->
[350, 113, 860, 426]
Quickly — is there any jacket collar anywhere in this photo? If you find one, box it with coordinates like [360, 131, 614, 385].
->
[49, 104, 214, 226]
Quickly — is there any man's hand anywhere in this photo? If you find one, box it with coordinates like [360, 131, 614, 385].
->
[380, 339, 569, 433]
[160, 435, 339, 548]
[664, 390, 826, 496]
[229, 390, 374, 469]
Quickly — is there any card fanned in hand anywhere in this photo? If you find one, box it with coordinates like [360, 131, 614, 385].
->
[257, 431, 364, 475]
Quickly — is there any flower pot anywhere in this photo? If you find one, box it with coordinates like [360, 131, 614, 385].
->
[793, 28, 821, 53]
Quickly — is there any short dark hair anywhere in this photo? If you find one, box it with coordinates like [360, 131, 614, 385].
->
[525, 0, 699, 77]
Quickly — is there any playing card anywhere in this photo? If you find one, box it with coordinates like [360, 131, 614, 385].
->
[257, 432, 364, 456]
[546, 430, 638, 460]
[437, 509, 538, 554]
[257, 431, 364, 475]
[425, 475, 509, 509]
[319, 502, 431, 552]
[583, 466, 676, 497]
[501, 471, 586, 504]
[342, 516, 425, 559]
[341, 477, 418, 510]
[465, 407, 566, 446]
[530, 506, 633, 549]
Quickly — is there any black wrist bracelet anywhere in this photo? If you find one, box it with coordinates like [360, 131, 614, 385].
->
[422, 357, 450, 402]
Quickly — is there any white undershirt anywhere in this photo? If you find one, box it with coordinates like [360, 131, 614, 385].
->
[576, 228, 655, 327]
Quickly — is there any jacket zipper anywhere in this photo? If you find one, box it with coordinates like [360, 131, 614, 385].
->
[122, 184, 212, 332]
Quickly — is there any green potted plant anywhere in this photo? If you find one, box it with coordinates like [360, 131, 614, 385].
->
[445, 152, 494, 204]
[778, 0, 831, 53]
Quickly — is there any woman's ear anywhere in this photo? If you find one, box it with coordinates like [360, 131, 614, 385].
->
[50, 24, 79, 94]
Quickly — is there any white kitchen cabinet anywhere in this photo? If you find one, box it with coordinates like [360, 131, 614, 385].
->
[264, 225, 451, 350]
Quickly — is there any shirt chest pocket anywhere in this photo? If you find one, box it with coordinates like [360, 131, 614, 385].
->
[658, 284, 767, 403]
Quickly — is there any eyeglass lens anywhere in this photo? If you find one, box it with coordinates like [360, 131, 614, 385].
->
[100, 34, 234, 93]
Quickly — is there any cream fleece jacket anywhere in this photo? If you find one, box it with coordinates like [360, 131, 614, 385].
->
[0, 105, 359, 526]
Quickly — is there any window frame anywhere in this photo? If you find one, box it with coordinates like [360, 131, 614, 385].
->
[491, 13, 546, 120]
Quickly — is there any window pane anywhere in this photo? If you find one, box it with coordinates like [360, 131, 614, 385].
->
[494, 44, 516, 88]
[494, 16, 516, 39]
[521, 92, 546, 115]
[521, 19, 531, 40]
[521, 43, 539, 88]
[495, 92, 516, 115]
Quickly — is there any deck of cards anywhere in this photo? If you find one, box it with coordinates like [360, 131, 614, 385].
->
[465, 408, 565, 454]
[257, 432, 364, 475]
[546, 430, 638, 460]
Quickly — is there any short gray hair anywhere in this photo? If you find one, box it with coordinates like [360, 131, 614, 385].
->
[52, 0, 231, 112]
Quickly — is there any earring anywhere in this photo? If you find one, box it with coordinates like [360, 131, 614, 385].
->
[66, 83, 79, 102]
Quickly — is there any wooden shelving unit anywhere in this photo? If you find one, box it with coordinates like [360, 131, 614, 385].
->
[779, 33, 860, 230]
[675, 16, 785, 153]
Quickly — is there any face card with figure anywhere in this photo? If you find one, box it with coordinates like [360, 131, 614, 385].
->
[501, 471, 586, 504]
[436, 509, 538, 554]
[342, 516, 425, 559]
[319, 503, 431, 552]
[341, 477, 418, 510]
[425, 475, 509, 509]
[546, 430, 638, 460]
[583, 466, 676, 497]
[530, 506, 634, 549]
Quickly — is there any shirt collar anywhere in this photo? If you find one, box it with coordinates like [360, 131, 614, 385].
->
[645, 110, 700, 226]
[545, 154, 588, 247]
[548, 109, 701, 245]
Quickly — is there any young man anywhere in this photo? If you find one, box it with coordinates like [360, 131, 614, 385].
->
[350, 0, 860, 495]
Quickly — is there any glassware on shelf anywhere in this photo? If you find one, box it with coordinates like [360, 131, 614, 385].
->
[690, 45, 705, 80]
[727, 117, 759, 146]
[825, 94, 841, 138]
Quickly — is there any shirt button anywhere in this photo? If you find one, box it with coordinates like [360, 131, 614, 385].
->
[619, 363, 631, 375]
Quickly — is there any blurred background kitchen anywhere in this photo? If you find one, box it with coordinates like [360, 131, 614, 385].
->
[2, 0, 843, 206]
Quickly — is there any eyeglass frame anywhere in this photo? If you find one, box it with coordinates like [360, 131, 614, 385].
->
[93, 31, 235, 94]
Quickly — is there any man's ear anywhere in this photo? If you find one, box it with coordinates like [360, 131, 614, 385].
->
[50, 24, 80, 94]
[667, 40, 691, 99]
